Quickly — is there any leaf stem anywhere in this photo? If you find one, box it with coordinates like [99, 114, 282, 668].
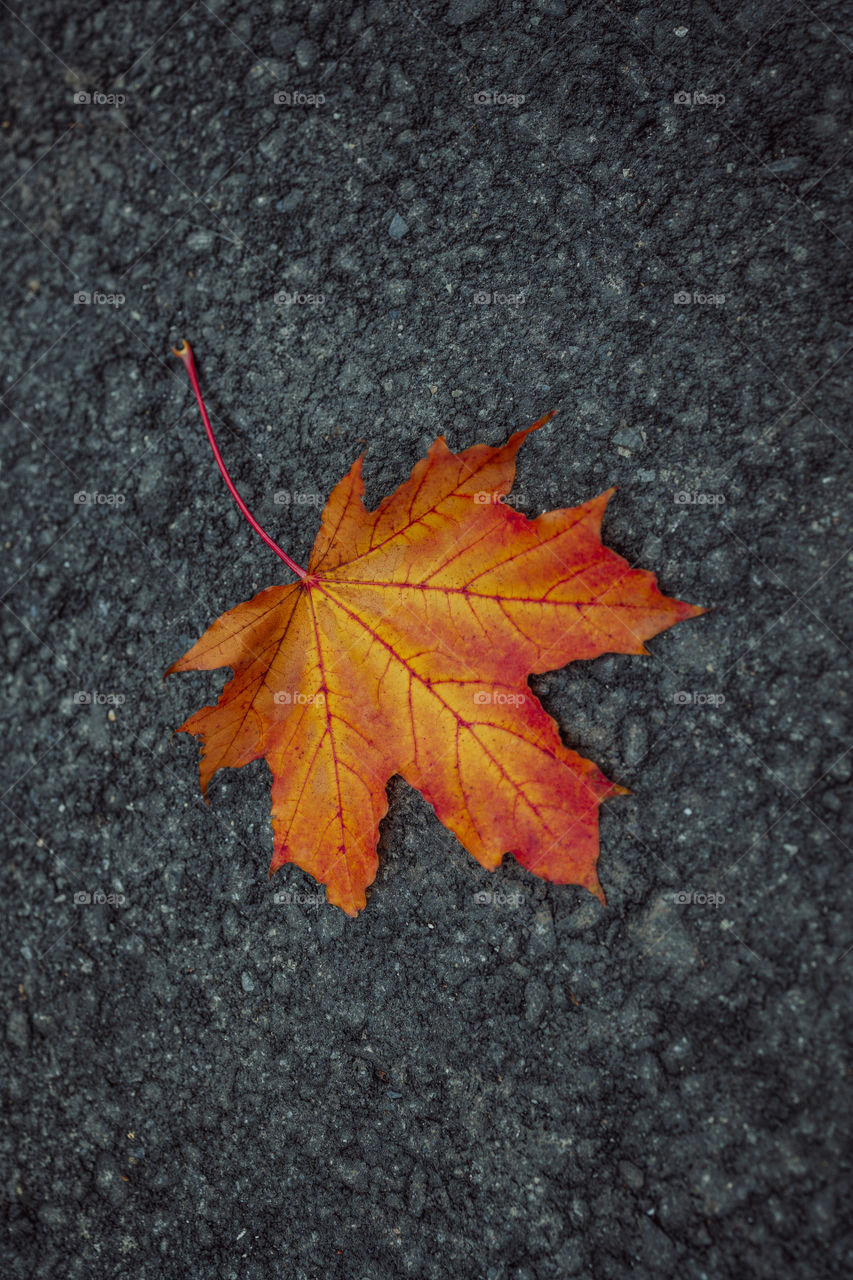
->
[171, 340, 307, 581]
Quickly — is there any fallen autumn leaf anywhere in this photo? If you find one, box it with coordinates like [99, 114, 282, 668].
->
[166, 342, 704, 915]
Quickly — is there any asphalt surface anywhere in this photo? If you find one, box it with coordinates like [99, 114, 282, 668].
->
[2, 2, 851, 1278]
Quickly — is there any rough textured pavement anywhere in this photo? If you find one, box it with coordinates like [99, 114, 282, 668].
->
[2, 2, 851, 1277]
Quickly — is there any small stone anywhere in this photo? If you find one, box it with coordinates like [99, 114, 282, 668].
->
[270, 26, 300, 57]
[241, 971, 255, 993]
[408, 1167, 427, 1216]
[622, 718, 649, 767]
[388, 213, 409, 239]
[94, 1153, 126, 1205]
[186, 229, 215, 251]
[528, 907, 556, 957]
[7, 1008, 29, 1052]
[524, 978, 548, 1026]
[294, 39, 319, 72]
[619, 1160, 644, 1190]
[563, 897, 604, 933]
[766, 156, 804, 173]
[259, 128, 289, 160]
[612, 423, 644, 450]
[38, 1204, 67, 1226]
[389, 64, 415, 95]
[446, 0, 490, 25]
[553, 1239, 585, 1274]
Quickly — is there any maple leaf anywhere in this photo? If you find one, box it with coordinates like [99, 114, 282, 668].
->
[166, 346, 703, 916]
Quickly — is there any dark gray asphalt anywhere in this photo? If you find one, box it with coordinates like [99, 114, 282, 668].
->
[1, 2, 851, 1278]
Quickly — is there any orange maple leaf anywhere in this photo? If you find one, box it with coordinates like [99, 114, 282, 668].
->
[166, 347, 703, 916]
